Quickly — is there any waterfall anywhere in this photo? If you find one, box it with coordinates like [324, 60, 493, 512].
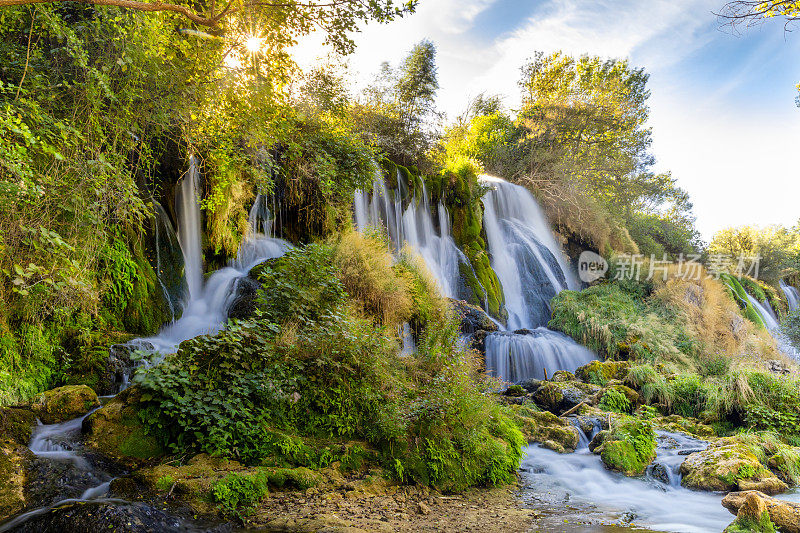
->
[781, 280, 800, 312]
[143, 186, 290, 355]
[353, 171, 469, 299]
[480, 175, 576, 330]
[151, 201, 184, 319]
[176, 155, 204, 302]
[746, 293, 779, 330]
[484, 329, 595, 382]
[479, 175, 596, 383]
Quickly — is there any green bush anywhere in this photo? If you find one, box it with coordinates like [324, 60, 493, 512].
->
[599, 389, 631, 414]
[211, 471, 269, 518]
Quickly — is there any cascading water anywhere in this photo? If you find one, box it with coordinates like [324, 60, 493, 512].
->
[479, 175, 595, 382]
[176, 156, 204, 302]
[746, 293, 780, 330]
[143, 192, 290, 355]
[354, 171, 472, 299]
[781, 279, 800, 312]
[151, 201, 184, 319]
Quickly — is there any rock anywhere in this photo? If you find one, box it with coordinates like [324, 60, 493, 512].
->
[596, 419, 656, 476]
[588, 430, 608, 452]
[503, 385, 525, 397]
[83, 386, 163, 465]
[31, 385, 100, 424]
[532, 381, 599, 414]
[680, 441, 788, 494]
[551, 370, 576, 382]
[448, 299, 499, 335]
[652, 414, 715, 439]
[509, 406, 579, 453]
[723, 491, 774, 533]
[605, 384, 641, 408]
[0, 407, 37, 445]
[723, 491, 800, 533]
[767, 360, 791, 376]
[100, 341, 155, 396]
[6, 500, 232, 532]
[519, 378, 543, 393]
[0, 439, 33, 521]
[417, 502, 431, 515]
[575, 360, 631, 385]
[227, 276, 261, 321]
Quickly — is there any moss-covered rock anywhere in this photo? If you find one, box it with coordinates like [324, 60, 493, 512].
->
[723, 492, 776, 533]
[723, 491, 800, 533]
[596, 419, 656, 476]
[576, 360, 631, 385]
[508, 405, 579, 453]
[651, 415, 715, 439]
[680, 440, 788, 494]
[83, 386, 163, 465]
[31, 385, 99, 424]
[532, 381, 600, 414]
[0, 439, 32, 521]
[0, 407, 37, 445]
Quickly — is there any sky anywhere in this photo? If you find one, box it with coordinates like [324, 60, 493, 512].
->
[293, 0, 800, 242]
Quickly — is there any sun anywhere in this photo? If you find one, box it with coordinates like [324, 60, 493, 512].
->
[245, 36, 265, 53]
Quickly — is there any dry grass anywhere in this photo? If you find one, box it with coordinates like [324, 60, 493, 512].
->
[330, 230, 412, 328]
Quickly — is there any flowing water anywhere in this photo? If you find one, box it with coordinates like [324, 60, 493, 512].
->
[520, 430, 800, 533]
[0, 167, 289, 531]
[781, 280, 800, 312]
[354, 171, 472, 299]
[744, 290, 800, 359]
[478, 175, 597, 383]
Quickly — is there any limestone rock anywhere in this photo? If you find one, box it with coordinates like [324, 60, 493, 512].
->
[509, 406, 579, 453]
[723, 491, 800, 533]
[680, 441, 788, 494]
[575, 360, 630, 385]
[31, 385, 100, 424]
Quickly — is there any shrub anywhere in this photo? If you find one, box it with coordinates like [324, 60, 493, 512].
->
[599, 389, 631, 414]
[211, 471, 269, 518]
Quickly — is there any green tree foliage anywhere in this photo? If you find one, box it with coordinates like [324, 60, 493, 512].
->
[709, 224, 800, 283]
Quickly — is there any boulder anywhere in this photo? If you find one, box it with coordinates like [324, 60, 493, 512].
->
[509, 406, 580, 453]
[0, 439, 33, 521]
[532, 381, 600, 414]
[723, 492, 775, 533]
[31, 385, 100, 424]
[0, 407, 37, 445]
[595, 419, 656, 476]
[680, 440, 788, 494]
[575, 360, 631, 385]
[551, 370, 576, 382]
[723, 491, 800, 533]
[83, 386, 163, 465]
[448, 299, 499, 335]
[227, 276, 261, 321]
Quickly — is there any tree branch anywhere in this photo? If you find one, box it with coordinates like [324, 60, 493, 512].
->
[0, 0, 220, 26]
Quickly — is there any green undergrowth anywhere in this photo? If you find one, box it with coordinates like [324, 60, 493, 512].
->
[599, 418, 656, 476]
[135, 237, 523, 493]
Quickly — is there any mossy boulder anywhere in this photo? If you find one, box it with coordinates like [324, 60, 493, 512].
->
[83, 386, 163, 465]
[551, 370, 576, 382]
[0, 439, 33, 521]
[0, 407, 37, 444]
[31, 385, 100, 424]
[532, 381, 600, 414]
[595, 419, 656, 476]
[652, 415, 715, 439]
[448, 299, 499, 335]
[723, 491, 800, 533]
[723, 492, 776, 533]
[680, 440, 788, 494]
[576, 360, 630, 385]
[509, 405, 579, 453]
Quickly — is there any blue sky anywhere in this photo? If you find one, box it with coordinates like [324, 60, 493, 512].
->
[294, 0, 800, 241]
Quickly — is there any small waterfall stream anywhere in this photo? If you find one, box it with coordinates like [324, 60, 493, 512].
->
[781, 279, 800, 312]
[0, 167, 289, 531]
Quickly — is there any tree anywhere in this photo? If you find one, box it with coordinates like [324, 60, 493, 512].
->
[719, 1, 800, 30]
[0, 0, 416, 54]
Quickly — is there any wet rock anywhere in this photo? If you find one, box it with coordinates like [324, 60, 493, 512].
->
[31, 385, 100, 424]
[227, 276, 261, 321]
[7, 501, 232, 533]
[551, 371, 576, 382]
[0, 407, 37, 445]
[651, 415, 715, 439]
[448, 299, 499, 335]
[680, 440, 788, 494]
[0, 439, 33, 521]
[100, 341, 155, 396]
[767, 360, 791, 376]
[532, 381, 599, 414]
[575, 360, 630, 385]
[83, 386, 163, 466]
[519, 378, 543, 393]
[649, 463, 671, 485]
[509, 406, 579, 453]
[723, 491, 800, 533]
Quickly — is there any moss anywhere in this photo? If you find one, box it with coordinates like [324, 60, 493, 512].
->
[721, 274, 767, 329]
[680, 440, 787, 493]
[0, 440, 30, 521]
[31, 385, 100, 424]
[0, 408, 37, 445]
[84, 386, 164, 464]
[725, 510, 776, 533]
[576, 360, 630, 385]
[598, 418, 656, 476]
[509, 405, 579, 452]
